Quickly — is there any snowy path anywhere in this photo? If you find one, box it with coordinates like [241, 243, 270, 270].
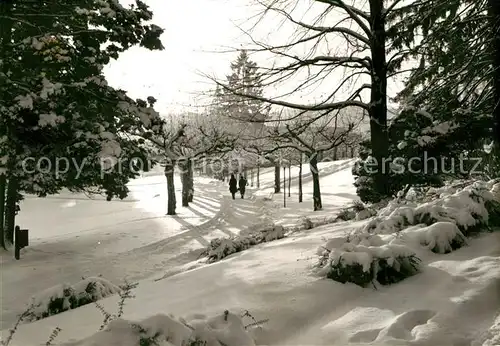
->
[1, 174, 227, 327]
[1, 161, 357, 329]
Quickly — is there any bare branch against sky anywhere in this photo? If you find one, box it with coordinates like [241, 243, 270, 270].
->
[103, 0, 411, 116]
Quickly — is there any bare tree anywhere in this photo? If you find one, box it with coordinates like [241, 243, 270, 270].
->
[178, 113, 237, 206]
[127, 101, 186, 216]
[204, 0, 410, 198]
[267, 108, 358, 211]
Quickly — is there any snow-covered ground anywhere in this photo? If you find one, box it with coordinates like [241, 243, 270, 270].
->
[2, 160, 499, 346]
[0, 160, 353, 331]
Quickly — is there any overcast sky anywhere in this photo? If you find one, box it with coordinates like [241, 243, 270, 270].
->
[104, 0, 252, 113]
[104, 0, 404, 117]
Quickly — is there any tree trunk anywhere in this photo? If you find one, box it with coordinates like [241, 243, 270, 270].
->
[1, 0, 14, 248]
[187, 159, 194, 203]
[369, 0, 389, 198]
[283, 166, 286, 207]
[0, 174, 5, 249]
[180, 161, 189, 207]
[309, 153, 322, 211]
[298, 154, 303, 203]
[257, 164, 260, 188]
[250, 168, 254, 187]
[489, 0, 500, 148]
[350, 146, 355, 158]
[164, 162, 176, 215]
[288, 165, 291, 197]
[274, 164, 280, 193]
[333, 147, 338, 161]
[4, 177, 17, 244]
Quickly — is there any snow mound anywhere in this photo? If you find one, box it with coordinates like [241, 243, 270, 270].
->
[316, 236, 420, 287]
[253, 188, 274, 200]
[65, 311, 256, 346]
[402, 221, 467, 254]
[27, 277, 120, 322]
[363, 181, 500, 235]
[482, 313, 500, 346]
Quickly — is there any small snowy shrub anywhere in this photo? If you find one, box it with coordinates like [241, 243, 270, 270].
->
[402, 222, 467, 254]
[362, 181, 500, 236]
[482, 313, 500, 346]
[261, 225, 286, 242]
[356, 207, 377, 221]
[73, 310, 259, 346]
[336, 208, 356, 221]
[317, 239, 420, 287]
[301, 216, 314, 230]
[485, 199, 500, 230]
[317, 233, 386, 266]
[206, 238, 256, 262]
[336, 201, 378, 222]
[95, 281, 138, 330]
[352, 200, 366, 212]
[26, 277, 120, 321]
[204, 226, 286, 263]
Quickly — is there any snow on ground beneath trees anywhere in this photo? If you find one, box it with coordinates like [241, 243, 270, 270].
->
[3, 159, 499, 346]
[2, 220, 499, 346]
[254, 159, 358, 227]
[0, 160, 356, 331]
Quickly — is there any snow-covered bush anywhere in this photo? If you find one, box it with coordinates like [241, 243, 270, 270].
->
[401, 222, 467, 254]
[336, 201, 375, 222]
[69, 310, 261, 346]
[301, 216, 314, 230]
[482, 313, 500, 346]
[261, 225, 286, 242]
[318, 242, 420, 287]
[336, 208, 356, 221]
[26, 277, 120, 321]
[204, 225, 286, 263]
[316, 234, 420, 287]
[356, 208, 377, 220]
[363, 181, 500, 236]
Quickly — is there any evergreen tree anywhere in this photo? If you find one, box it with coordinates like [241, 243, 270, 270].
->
[353, 0, 497, 202]
[219, 50, 265, 125]
[0, 0, 164, 246]
[214, 50, 275, 184]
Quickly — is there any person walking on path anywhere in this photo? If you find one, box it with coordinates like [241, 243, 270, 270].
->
[229, 174, 238, 200]
[238, 175, 247, 199]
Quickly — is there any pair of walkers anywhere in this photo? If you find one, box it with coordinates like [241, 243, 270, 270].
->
[229, 174, 247, 199]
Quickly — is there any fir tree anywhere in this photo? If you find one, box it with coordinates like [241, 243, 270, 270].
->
[214, 50, 274, 183]
[354, 0, 497, 201]
[0, 1, 164, 245]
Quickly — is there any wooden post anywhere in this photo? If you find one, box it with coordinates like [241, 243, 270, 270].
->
[14, 225, 20, 260]
[288, 164, 291, 197]
[283, 166, 286, 208]
[14, 225, 29, 260]
[299, 152, 303, 203]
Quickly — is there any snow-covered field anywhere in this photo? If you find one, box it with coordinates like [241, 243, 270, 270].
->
[0, 160, 353, 330]
[1, 160, 499, 346]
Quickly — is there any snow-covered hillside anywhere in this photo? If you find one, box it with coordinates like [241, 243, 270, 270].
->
[0, 160, 354, 331]
[1, 161, 499, 346]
